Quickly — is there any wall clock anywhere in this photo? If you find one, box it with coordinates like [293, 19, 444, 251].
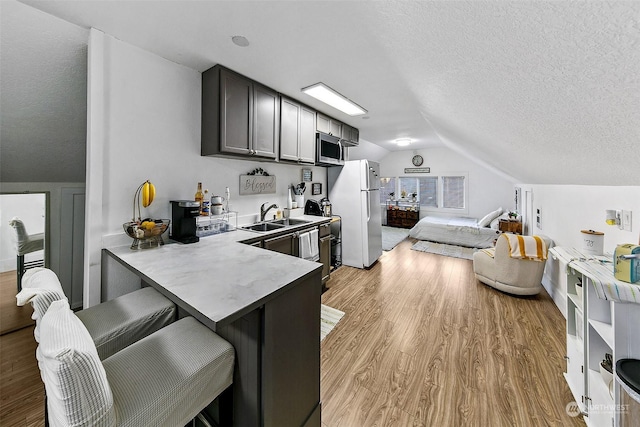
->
[411, 155, 424, 166]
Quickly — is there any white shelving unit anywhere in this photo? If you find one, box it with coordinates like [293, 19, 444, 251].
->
[551, 247, 640, 427]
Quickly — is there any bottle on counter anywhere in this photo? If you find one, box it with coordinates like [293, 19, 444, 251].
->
[201, 189, 210, 216]
[195, 182, 204, 213]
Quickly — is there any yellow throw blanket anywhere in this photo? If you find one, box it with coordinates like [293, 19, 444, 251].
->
[503, 234, 547, 261]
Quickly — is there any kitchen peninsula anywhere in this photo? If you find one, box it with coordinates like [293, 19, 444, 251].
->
[104, 216, 329, 427]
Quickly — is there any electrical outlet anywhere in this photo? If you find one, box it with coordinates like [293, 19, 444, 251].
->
[622, 210, 632, 232]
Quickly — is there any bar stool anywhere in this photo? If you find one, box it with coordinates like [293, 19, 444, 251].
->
[17, 267, 176, 359]
[9, 217, 44, 291]
[38, 300, 235, 427]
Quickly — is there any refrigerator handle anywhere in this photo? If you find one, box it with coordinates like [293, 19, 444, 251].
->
[366, 191, 371, 222]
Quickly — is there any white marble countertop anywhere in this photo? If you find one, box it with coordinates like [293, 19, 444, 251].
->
[105, 215, 331, 330]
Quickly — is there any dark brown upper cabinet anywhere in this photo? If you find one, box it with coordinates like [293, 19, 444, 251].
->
[202, 65, 279, 159]
[279, 96, 316, 164]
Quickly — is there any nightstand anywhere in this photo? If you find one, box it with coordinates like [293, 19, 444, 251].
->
[498, 219, 522, 234]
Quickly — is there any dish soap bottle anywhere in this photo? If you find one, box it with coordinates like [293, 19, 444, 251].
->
[195, 182, 204, 213]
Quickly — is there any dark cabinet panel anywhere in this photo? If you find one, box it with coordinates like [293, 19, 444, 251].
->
[253, 83, 279, 159]
[387, 208, 419, 228]
[280, 96, 315, 164]
[202, 65, 277, 159]
[341, 123, 359, 146]
[280, 97, 301, 162]
[263, 233, 294, 255]
[220, 69, 252, 154]
[299, 106, 316, 163]
[263, 269, 321, 427]
[316, 113, 341, 137]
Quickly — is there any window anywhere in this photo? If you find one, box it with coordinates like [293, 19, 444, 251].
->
[380, 177, 396, 203]
[442, 176, 465, 209]
[386, 173, 467, 213]
[399, 177, 437, 207]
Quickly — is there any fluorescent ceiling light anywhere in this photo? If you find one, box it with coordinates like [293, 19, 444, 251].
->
[395, 138, 411, 146]
[301, 83, 367, 116]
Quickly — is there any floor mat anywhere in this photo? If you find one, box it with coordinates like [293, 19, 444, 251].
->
[411, 241, 477, 260]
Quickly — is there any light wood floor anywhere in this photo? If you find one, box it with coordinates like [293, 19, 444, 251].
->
[320, 238, 585, 427]
[0, 240, 584, 426]
[0, 271, 34, 336]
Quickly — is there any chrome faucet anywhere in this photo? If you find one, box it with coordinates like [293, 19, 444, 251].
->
[260, 202, 278, 221]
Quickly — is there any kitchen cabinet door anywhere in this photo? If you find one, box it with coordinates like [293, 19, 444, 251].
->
[220, 68, 252, 155]
[202, 65, 278, 159]
[299, 106, 316, 163]
[264, 233, 294, 256]
[316, 113, 342, 137]
[279, 97, 301, 162]
[329, 119, 342, 138]
[280, 97, 316, 164]
[252, 83, 278, 159]
[316, 113, 331, 134]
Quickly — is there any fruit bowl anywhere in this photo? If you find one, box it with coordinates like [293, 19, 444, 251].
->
[123, 219, 170, 249]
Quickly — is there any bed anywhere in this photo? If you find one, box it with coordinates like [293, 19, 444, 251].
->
[408, 214, 502, 248]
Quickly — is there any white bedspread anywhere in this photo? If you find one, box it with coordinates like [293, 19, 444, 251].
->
[408, 215, 500, 248]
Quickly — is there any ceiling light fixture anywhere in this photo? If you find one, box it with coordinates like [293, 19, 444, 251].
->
[395, 138, 412, 147]
[231, 36, 250, 47]
[301, 83, 367, 116]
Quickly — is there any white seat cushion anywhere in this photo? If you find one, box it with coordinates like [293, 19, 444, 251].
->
[76, 287, 176, 360]
[16, 267, 67, 342]
[18, 268, 176, 358]
[103, 317, 234, 427]
[38, 300, 116, 427]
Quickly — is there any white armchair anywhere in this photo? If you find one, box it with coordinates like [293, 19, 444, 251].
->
[473, 234, 552, 296]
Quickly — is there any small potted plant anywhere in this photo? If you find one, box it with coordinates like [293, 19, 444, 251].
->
[401, 190, 407, 199]
[389, 192, 395, 201]
[508, 211, 519, 220]
[411, 192, 417, 202]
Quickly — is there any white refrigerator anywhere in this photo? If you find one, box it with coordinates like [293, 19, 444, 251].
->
[328, 159, 383, 268]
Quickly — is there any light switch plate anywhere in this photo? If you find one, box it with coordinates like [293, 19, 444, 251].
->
[622, 210, 632, 232]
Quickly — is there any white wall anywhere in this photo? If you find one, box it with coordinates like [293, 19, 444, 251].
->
[378, 148, 515, 220]
[85, 30, 328, 304]
[530, 184, 640, 316]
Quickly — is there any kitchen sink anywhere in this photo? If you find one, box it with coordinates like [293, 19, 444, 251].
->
[270, 218, 311, 226]
[240, 218, 312, 233]
[241, 222, 286, 232]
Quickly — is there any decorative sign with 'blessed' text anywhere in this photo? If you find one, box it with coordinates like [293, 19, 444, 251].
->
[240, 175, 277, 195]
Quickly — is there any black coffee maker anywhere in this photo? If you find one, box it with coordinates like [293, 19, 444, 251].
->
[170, 200, 200, 244]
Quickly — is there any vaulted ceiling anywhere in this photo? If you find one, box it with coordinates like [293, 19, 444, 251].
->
[4, 1, 639, 185]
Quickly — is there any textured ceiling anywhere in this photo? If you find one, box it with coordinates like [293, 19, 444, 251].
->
[7, 0, 640, 185]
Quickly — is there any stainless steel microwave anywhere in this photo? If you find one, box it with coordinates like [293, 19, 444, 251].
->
[316, 132, 344, 166]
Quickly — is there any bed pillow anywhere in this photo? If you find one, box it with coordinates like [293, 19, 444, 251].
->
[38, 300, 115, 427]
[490, 213, 510, 230]
[478, 207, 503, 227]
